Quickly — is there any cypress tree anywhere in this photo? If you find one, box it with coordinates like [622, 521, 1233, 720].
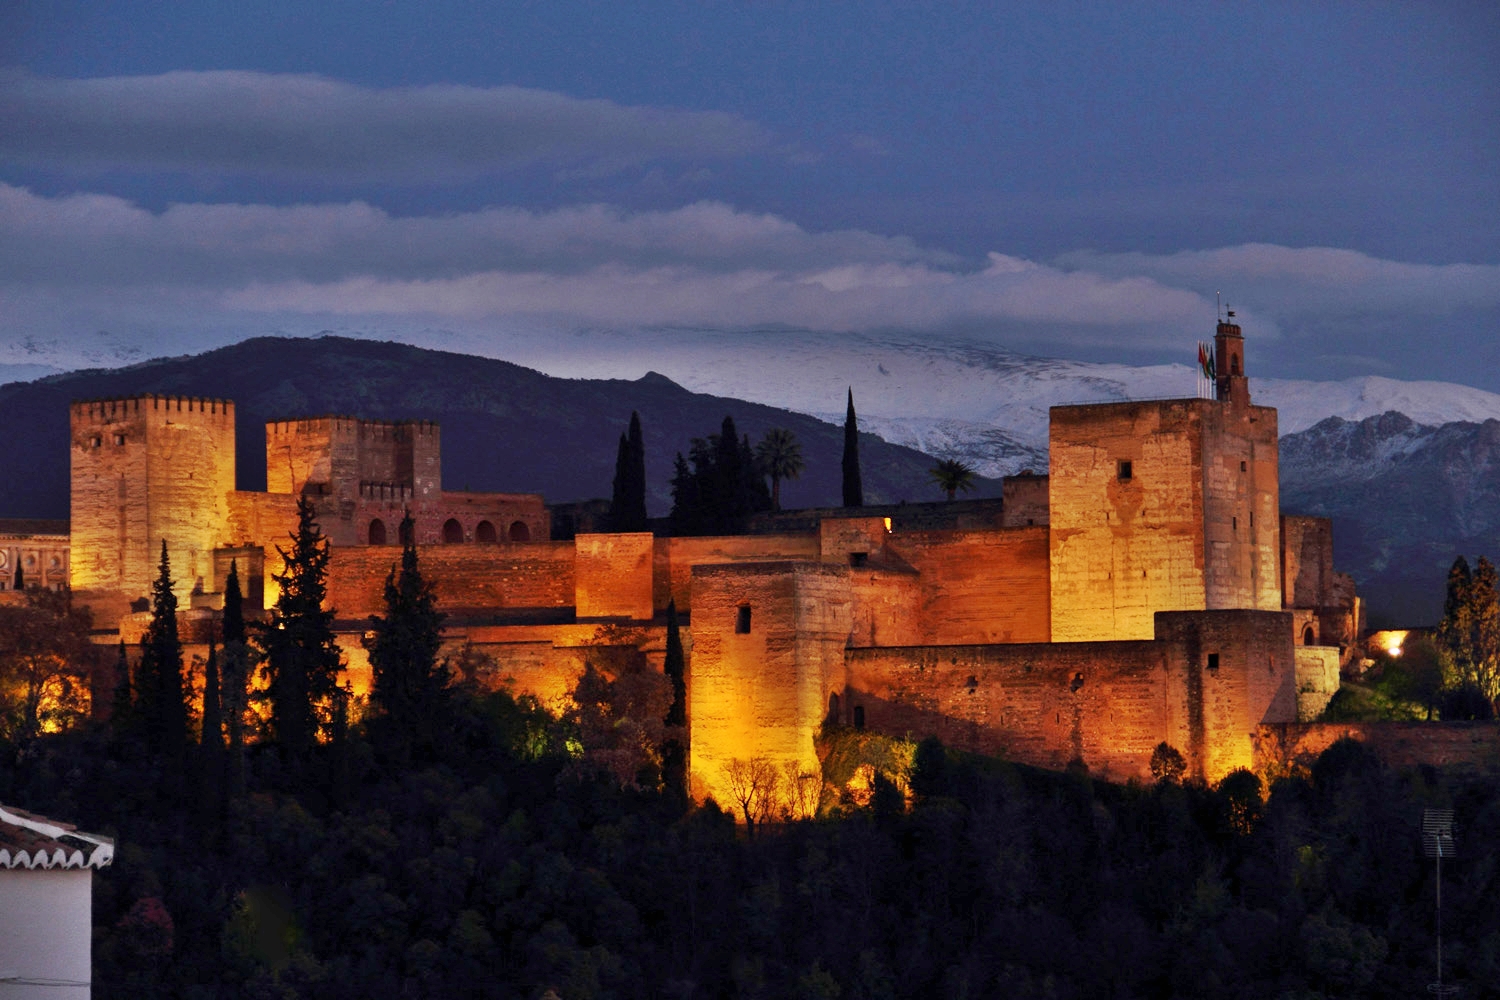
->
[12, 562, 20, 590]
[714, 415, 744, 530]
[259, 497, 343, 762]
[201, 627, 223, 751]
[220, 560, 249, 795]
[842, 387, 864, 507]
[661, 599, 688, 801]
[608, 412, 649, 532]
[138, 539, 188, 757]
[1439, 556, 1475, 667]
[368, 510, 448, 763]
[663, 599, 686, 727]
[626, 411, 647, 529]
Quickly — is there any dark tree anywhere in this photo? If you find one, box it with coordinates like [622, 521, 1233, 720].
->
[668, 417, 771, 535]
[137, 540, 189, 758]
[201, 629, 222, 752]
[110, 640, 132, 729]
[608, 411, 649, 532]
[220, 560, 251, 794]
[928, 458, 977, 501]
[755, 427, 805, 511]
[367, 510, 449, 762]
[1438, 556, 1474, 666]
[258, 497, 343, 761]
[842, 387, 863, 507]
[663, 599, 686, 728]
[11, 562, 20, 590]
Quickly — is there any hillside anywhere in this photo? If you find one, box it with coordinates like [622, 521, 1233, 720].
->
[0, 335, 996, 521]
[1279, 412, 1500, 626]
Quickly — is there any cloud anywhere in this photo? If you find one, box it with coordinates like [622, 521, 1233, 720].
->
[0, 70, 772, 179]
[0, 183, 1218, 365]
[1056, 245, 1500, 317]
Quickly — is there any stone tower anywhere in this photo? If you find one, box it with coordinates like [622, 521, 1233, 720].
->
[1048, 323, 1280, 642]
[69, 395, 236, 604]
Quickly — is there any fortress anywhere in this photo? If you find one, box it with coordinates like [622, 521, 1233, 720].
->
[9, 320, 1380, 802]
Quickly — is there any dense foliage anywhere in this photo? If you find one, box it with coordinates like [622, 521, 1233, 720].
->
[3, 703, 1499, 998]
[607, 412, 648, 533]
[668, 415, 772, 535]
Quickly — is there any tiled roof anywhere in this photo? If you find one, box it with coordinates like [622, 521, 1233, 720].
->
[0, 804, 113, 870]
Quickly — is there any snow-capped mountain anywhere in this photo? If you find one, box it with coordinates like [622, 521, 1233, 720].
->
[489, 327, 1500, 478]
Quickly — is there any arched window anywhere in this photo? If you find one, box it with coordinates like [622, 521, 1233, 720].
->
[1231, 353, 1241, 375]
[508, 520, 530, 542]
[475, 520, 497, 544]
[1303, 625, 1316, 646]
[368, 519, 387, 545]
[827, 692, 841, 727]
[853, 705, 865, 730]
[442, 518, 464, 543]
[398, 518, 414, 546]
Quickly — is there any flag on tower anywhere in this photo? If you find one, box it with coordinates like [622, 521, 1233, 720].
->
[1198, 342, 1216, 380]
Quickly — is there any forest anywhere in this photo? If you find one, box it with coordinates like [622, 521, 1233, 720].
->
[1, 513, 1498, 998]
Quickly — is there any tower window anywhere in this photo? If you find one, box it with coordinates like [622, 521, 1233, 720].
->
[735, 605, 752, 634]
[90, 435, 102, 448]
[113, 433, 125, 446]
[853, 705, 865, 729]
[1207, 653, 1220, 671]
[1117, 460, 1133, 481]
[1240, 460, 1247, 472]
[849, 551, 868, 567]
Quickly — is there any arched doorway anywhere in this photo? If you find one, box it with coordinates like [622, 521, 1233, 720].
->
[442, 518, 464, 543]
[368, 519, 387, 545]
[475, 520, 497, 544]
[1303, 624, 1316, 646]
[508, 520, 530, 542]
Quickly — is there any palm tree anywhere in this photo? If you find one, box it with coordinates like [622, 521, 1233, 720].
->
[755, 428, 805, 510]
[929, 458, 976, 501]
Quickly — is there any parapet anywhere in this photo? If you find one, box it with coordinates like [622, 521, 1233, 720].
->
[72, 394, 234, 422]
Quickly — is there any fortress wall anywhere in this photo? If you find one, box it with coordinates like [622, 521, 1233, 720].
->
[1254, 722, 1500, 777]
[847, 569, 923, 648]
[1049, 401, 1209, 642]
[653, 534, 819, 613]
[266, 417, 350, 495]
[1001, 473, 1049, 527]
[1200, 402, 1280, 613]
[847, 610, 1297, 782]
[845, 639, 1171, 783]
[576, 533, 655, 620]
[1281, 515, 1334, 610]
[1155, 610, 1296, 779]
[1295, 646, 1341, 721]
[367, 493, 549, 547]
[890, 527, 1050, 644]
[688, 562, 851, 807]
[326, 541, 576, 618]
[388, 421, 442, 498]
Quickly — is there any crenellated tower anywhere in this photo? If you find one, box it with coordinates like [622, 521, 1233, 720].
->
[69, 395, 236, 604]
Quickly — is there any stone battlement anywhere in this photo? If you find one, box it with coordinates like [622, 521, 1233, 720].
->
[71, 394, 234, 421]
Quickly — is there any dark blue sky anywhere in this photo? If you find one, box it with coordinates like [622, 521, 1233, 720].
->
[3, 2, 1498, 387]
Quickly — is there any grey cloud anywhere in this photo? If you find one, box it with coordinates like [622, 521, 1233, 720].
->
[0, 70, 772, 178]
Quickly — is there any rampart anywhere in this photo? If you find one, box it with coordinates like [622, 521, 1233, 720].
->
[1254, 722, 1500, 776]
[845, 609, 1296, 782]
[324, 542, 577, 619]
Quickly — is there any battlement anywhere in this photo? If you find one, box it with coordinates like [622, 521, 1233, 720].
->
[71, 394, 234, 423]
[266, 416, 439, 438]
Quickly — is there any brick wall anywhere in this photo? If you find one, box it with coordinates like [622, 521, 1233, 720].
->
[892, 527, 1050, 644]
[1254, 722, 1500, 776]
[326, 541, 576, 618]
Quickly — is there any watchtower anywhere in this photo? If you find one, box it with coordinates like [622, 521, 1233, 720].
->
[70, 395, 236, 603]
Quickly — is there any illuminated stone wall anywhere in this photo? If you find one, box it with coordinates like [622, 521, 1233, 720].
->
[891, 527, 1051, 644]
[576, 533, 655, 620]
[324, 541, 576, 618]
[846, 610, 1296, 783]
[1254, 721, 1500, 777]
[1294, 646, 1341, 721]
[1001, 473, 1049, 527]
[1049, 398, 1281, 642]
[652, 534, 820, 613]
[70, 396, 236, 605]
[688, 562, 851, 807]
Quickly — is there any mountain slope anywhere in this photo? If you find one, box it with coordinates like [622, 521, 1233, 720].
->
[0, 336, 996, 521]
[1279, 412, 1500, 626]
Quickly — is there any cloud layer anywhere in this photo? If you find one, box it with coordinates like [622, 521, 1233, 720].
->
[0, 70, 771, 179]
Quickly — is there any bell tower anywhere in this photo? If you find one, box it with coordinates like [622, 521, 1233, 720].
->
[1215, 312, 1249, 408]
